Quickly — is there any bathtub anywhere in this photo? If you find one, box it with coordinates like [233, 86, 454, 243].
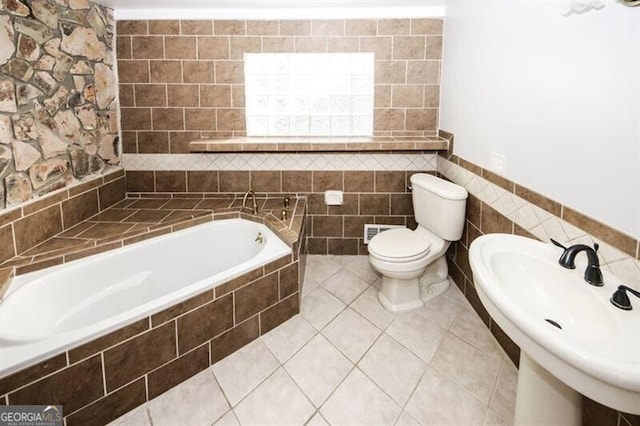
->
[0, 218, 291, 378]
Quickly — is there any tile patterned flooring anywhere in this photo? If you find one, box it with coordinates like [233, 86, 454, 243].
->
[109, 255, 517, 426]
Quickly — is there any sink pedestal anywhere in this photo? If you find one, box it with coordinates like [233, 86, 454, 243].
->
[515, 352, 582, 426]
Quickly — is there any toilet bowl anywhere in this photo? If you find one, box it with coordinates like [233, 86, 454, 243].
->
[368, 174, 467, 313]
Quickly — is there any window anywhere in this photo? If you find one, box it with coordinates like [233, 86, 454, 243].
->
[244, 53, 374, 137]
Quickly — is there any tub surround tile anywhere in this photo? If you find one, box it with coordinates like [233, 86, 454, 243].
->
[13, 205, 63, 254]
[177, 294, 234, 354]
[1, 195, 306, 276]
[147, 344, 210, 400]
[211, 315, 260, 364]
[151, 290, 214, 327]
[278, 262, 299, 298]
[0, 353, 67, 396]
[1, 216, 303, 424]
[66, 378, 147, 426]
[9, 355, 104, 414]
[69, 318, 149, 363]
[260, 292, 301, 334]
[234, 272, 279, 323]
[104, 322, 177, 392]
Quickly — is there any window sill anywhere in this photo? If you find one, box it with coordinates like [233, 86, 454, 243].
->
[189, 136, 449, 153]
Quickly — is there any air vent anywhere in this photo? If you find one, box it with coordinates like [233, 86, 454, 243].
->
[363, 224, 405, 244]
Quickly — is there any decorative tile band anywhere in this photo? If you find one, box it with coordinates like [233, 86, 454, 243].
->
[122, 153, 438, 171]
[438, 158, 640, 289]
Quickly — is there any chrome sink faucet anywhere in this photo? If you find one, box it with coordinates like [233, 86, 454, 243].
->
[551, 239, 603, 286]
[242, 190, 259, 215]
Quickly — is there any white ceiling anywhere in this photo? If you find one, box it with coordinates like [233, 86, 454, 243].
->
[95, 0, 445, 20]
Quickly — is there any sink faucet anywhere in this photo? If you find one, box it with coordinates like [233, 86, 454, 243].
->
[551, 239, 603, 286]
[242, 190, 259, 215]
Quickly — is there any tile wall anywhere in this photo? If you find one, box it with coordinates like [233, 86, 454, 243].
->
[124, 152, 438, 255]
[436, 137, 640, 426]
[116, 18, 443, 152]
[0, 169, 125, 264]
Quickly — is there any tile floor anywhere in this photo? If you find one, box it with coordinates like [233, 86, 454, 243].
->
[109, 255, 517, 426]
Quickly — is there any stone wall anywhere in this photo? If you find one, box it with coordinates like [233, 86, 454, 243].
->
[0, 0, 120, 210]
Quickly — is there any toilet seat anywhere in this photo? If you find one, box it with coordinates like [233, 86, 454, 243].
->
[368, 228, 430, 263]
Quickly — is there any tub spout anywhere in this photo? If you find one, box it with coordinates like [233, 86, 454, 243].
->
[242, 190, 259, 215]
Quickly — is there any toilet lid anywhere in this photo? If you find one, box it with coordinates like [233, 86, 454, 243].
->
[369, 228, 430, 261]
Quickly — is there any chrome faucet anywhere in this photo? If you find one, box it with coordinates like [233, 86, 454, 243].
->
[551, 239, 603, 286]
[242, 190, 259, 215]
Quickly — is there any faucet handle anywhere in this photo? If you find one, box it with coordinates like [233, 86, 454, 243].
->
[550, 239, 567, 250]
[283, 196, 290, 208]
[610, 285, 640, 310]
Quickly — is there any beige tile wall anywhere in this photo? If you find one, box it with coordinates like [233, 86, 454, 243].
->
[116, 18, 443, 153]
[436, 142, 640, 426]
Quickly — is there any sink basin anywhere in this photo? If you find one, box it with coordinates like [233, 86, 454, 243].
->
[469, 234, 640, 421]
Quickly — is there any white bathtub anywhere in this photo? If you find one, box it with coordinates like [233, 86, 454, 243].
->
[0, 218, 291, 378]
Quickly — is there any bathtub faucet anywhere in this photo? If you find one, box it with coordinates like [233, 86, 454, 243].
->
[242, 190, 259, 215]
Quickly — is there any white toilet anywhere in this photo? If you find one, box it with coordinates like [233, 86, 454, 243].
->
[368, 173, 468, 312]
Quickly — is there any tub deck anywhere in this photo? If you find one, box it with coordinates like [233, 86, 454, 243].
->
[0, 196, 307, 424]
[0, 196, 306, 282]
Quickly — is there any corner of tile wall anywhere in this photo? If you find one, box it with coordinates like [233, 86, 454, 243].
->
[435, 143, 640, 426]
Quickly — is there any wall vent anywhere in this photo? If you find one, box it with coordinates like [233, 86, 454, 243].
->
[363, 224, 405, 244]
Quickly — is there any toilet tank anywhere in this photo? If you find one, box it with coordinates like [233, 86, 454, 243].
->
[410, 174, 468, 241]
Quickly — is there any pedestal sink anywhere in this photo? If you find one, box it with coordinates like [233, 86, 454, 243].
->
[469, 234, 640, 425]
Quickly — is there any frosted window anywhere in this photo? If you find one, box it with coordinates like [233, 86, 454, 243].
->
[245, 53, 374, 137]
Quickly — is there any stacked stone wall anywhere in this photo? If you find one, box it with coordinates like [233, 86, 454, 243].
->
[0, 0, 120, 209]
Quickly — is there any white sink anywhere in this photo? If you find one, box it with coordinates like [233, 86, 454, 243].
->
[469, 234, 640, 423]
